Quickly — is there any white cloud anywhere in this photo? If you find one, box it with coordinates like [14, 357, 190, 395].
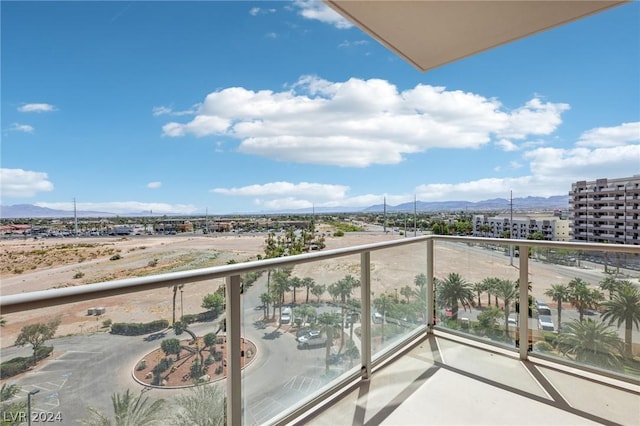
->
[153, 105, 198, 117]
[576, 121, 640, 148]
[249, 7, 276, 16]
[293, 0, 352, 29]
[161, 76, 569, 167]
[35, 201, 197, 215]
[9, 123, 34, 133]
[17, 103, 56, 113]
[0, 168, 54, 198]
[147, 181, 162, 189]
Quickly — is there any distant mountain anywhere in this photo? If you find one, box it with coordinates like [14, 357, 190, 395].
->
[0, 195, 569, 219]
[0, 204, 117, 219]
[365, 195, 569, 213]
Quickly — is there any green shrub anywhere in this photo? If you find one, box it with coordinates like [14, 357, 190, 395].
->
[137, 360, 147, 371]
[73, 272, 85, 279]
[110, 319, 169, 336]
[109, 254, 121, 261]
[534, 341, 554, 353]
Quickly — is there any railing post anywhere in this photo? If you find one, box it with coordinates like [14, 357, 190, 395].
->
[426, 239, 434, 332]
[226, 274, 242, 425]
[360, 251, 372, 380]
[518, 244, 529, 360]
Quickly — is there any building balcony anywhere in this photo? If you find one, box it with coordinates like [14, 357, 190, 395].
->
[1, 236, 639, 425]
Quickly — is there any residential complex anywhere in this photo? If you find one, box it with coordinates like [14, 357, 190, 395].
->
[472, 213, 570, 241]
[569, 176, 640, 245]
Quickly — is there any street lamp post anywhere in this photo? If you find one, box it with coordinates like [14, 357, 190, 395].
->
[28, 389, 40, 426]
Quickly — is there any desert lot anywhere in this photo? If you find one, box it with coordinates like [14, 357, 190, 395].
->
[0, 232, 629, 348]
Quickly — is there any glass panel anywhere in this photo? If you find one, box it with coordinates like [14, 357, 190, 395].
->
[369, 242, 427, 356]
[433, 240, 521, 350]
[529, 248, 640, 380]
[0, 278, 228, 425]
[243, 259, 362, 425]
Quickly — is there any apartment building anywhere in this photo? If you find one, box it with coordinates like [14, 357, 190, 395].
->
[569, 176, 640, 245]
[472, 213, 570, 241]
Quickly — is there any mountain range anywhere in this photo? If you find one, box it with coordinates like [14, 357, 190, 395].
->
[0, 196, 569, 219]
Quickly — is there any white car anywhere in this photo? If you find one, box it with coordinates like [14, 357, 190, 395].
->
[537, 315, 554, 331]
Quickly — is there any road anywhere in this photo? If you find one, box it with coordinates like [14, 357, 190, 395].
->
[0, 274, 350, 425]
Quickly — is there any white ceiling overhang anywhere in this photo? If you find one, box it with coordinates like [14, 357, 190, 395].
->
[324, 0, 629, 72]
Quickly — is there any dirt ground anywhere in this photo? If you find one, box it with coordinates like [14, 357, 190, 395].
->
[0, 231, 615, 348]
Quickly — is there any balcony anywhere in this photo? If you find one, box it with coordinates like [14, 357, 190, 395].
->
[1, 235, 639, 425]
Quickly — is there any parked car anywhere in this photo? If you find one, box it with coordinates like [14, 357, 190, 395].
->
[280, 307, 292, 324]
[297, 332, 327, 349]
[297, 329, 321, 342]
[537, 315, 555, 331]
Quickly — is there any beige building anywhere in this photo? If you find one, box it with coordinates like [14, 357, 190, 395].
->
[473, 213, 570, 241]
[569, 176, 640, 245]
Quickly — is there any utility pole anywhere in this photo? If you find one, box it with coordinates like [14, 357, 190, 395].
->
[414, 194, 417, 237]
[510, 190, 514, 267]
[383, 196, 387, 233]
[74, 197, 78, 238]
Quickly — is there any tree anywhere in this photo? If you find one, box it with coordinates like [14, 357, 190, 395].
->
[476, 305, 502, 335]
[568, 278, 604, 322]
[599, 276, 622, 300]
[600, 282, 640, 359]
[545, 284, 571, 326]
[161, 338, 182, 361]
[493, 279, 517, 336]
[0, 383, 20, 402]
[311, 284, 326, 303]
[556, 319, 623, 370]
[15, 317, 61, 366]
[259, 292, 273, 319]
[290, 276, 303, 304]
[80, 389, 166, 426]
[472, 282, 485, 308]
[170, 383, 225, 426]
[203, 333, 217, 351]
[173, 321, 203, 375]
[271, 269, 292, 320]
[171, 284, 184, 325]
[1, 383, 25, 426]
[436, 272, 475, 321]
[317, 312, 341, 372]
[412, 274, 428, 324]
[302, 277, 315, 304]
[293, 304, 317, 325]
[201, 292, 224, 315]
[399, 285, 413, 303]
[481, 277, 501, 306]
[333, 275, 360, 304]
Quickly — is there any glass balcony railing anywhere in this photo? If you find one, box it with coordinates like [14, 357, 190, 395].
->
[1, 236, 639, 425]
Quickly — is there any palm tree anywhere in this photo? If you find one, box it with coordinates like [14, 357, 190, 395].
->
[413, 273, 428, 324]
[545, 284, 571, 326]
[569, 279, 604, 322]
[81, 389, 166, 426]
[599, 276, 622, 300]
[311, 284, 326, 303]
[493, 279, 517, 336]
[302, 277, 315, 304]
[170, 383, 225, 426]
[259, 292, 273, 319]
[472, 282, 485, 308]
[481, 277, 501, 306]
[436, 272, 475, 321]
[317, 312, 341, 372]
[556, 319, 623, 370]
[600, 282, 640, 359]
[271, 269, 291, 320]
[171, 284, 184, 325]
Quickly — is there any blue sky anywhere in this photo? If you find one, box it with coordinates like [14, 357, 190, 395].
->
[2, 0, 639, 215]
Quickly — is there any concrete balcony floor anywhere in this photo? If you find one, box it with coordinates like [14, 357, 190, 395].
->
[303, 333, 640, 426]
